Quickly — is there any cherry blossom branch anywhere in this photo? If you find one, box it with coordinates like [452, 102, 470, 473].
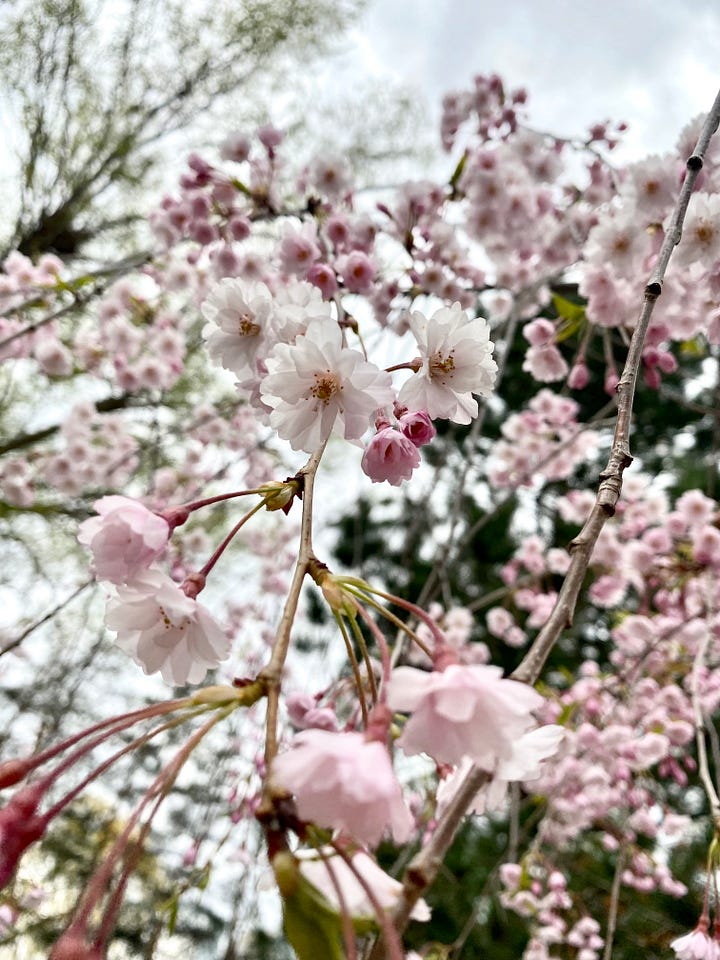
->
[602, 847, 626, 960]
[691, 600, 720, 830]
[512, 85, 720, 686]
[258, 443, 326, 769]
[0, 578, 93, 657]
[371, 86, 720, 954]
[0, 250, 153, 334]
[366, 764, 490, 960]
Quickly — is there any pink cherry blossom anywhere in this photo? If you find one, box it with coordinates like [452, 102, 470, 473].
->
[398, 410, 436, 446]
[522, 344, 569, 382]
[277, 221, 321, 276]
[361, 427, 420, 486]
[398, 303, 497, 424]
[271, 729, 413, 845]
[436, 725, 564, 816]
[105, 569, 231, 685]
[78, 496, 170, 584]
[260, 317, 394, 453]
[387, 664, 544, 766]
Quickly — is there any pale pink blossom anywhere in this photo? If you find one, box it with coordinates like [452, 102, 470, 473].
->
[260, 318, 394, 453]
[201, 278, 275, 376]
[337, 251, 376, 294]
[437, 724, 564, 816]
[361, 428, 420, 486]
[671, 927, 719, 960]
[220, 131, 251, 163]
[627, 154, 677, 219]
[78, 496, 170, 584]
[307, 262, 338, 299]
[398, 303, 497, 424]
[387, 664, 544, 766]
[286, 692, 338, 731]
[523, 318, 556, 347]
[105, 569, 231, 685]
[34, 338, 73, 377]
[673, 193, 720, 268]
[523, 344, 569, 382]
[278, 222, 321, 276]
[584, 211, 648, 273]
[486, 606, 515, 638]
[297, 848, 430, 921]
[309, 154, 352, 197]
[271, 729, 413, 845]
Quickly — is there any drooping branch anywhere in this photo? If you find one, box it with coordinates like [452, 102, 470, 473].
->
[369, 85, 720, 954]
[512, 83, 720, 685]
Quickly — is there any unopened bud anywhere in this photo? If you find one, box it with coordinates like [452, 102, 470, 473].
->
[261, 480, 299, 514]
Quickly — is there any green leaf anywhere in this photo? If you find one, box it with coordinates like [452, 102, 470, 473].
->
[551, 293, 586, 341]
[273, 851, 346, 960]
[166, 895, 179, 936]
[449, 149, 468, 191]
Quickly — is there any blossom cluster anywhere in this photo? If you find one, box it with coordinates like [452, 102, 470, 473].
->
[2, 65, 720, 960]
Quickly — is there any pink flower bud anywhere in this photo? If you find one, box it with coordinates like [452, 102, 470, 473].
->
[338, 251, 376, 294]
[257, 124, 284, 151]
[306, 262, 337, 299]
[0, 785, 47, 890]
[361, 428, 420, 486]
[398, 410, 436, 447]
[523, 318, 556, 346]
[567, 361, 590, 390]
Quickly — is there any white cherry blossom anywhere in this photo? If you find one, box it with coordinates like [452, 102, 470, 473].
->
[260, 317, 394, 453]
[398, 303, 497, 424]
[201, 278, 275, 376]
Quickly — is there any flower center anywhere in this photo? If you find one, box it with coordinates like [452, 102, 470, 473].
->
[310, 370, 342, 404]
[696, 222, 714, 245]
[238, 312, 261, 337]
[429, 351, 456, 383]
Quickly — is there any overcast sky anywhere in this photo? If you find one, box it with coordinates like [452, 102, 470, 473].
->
[331, 0, 720, 162]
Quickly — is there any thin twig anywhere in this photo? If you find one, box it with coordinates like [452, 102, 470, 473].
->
[602, 847, 626, 960]
[0, 579, 94, 657]
[258, 443, 325, 769]
[512, 86, 720, 685]
[691, 587, 720, 829]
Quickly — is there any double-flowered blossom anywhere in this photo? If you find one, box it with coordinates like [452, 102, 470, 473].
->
[387, 664, 546, 767]
[78, 496, 170, 584]
[436, 725, 565, 816]
[398, 303, 497, 424]
[201, 278, 275, 376]
[271, 728, 413, 846]
[361, 427, 420, 486]
[260, 318, 394, 453]
[105, 569, 231, 685]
